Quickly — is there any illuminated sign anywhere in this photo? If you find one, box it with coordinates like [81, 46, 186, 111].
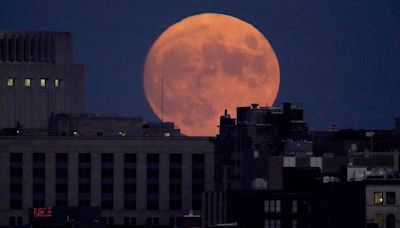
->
[33, 207, 53, 218]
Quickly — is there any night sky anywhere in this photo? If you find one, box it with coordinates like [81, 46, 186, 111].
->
[1, 0, 399, 131]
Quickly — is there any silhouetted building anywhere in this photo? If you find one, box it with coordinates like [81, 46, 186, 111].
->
[215, 103, 310, 191]
[0, 31, 85, 130]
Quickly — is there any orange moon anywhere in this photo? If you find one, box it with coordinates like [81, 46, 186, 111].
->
[143, 13, 280, 136]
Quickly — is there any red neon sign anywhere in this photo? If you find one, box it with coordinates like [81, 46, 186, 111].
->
[33, 207, 53, 218]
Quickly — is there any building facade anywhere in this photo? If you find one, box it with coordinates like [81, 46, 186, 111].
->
[0, 136, 215, 227]
[0, 31, 85, 130]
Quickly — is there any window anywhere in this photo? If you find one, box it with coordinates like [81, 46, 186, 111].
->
[264, 200, 270, 213]
[124, 200, 136, 210]
[7, 78, 15, 87]
[374, 214, 383, 228]
[125, 154, 136, 163]
[170, 169, 182, 178]
[55, 79, 61, 88]
[10, 153, 22, 163]
[387, 214, 396, 228]
[40, 78, 47, 87]
[170, 154, 182, 163]
[102, 153, 114, 163]
[292, 220, 297, 228]
[24, 78, 31, 87]
[292, 200, 298, 213]
[264, 200, 281, 213]
[386, 192, 395, 204]
[374, 192, 384, 205]
[254, 150, 259, 158]
[265, 219, 281, 228]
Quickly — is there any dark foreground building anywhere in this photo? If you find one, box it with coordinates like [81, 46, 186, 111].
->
[0, 136, 215, 227]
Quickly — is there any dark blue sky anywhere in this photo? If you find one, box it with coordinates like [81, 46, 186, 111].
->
[1, 0, 399, 130]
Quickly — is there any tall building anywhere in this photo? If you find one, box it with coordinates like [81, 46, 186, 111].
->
[0, 31, 85, 130]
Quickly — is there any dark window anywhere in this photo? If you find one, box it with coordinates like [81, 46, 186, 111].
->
[170, 169, 182, 178]
[124, 168, 136, 178]
[10, 184, 22, 193]
[147, 169, 159, 179]
[102, 169, 113, 179]
[79, 184, 91, 193]
[10, 200, 22, 209]
[102, 153, 113, 163]
[170, 184, 182, 193]
[33, 184, 45, 194]
[192, 200, 202, 210]
[170, 200, 182, 210]
[56, 168, 68, 179]
[17, 217, 22, 225]
[56, 184, 68, 193]
[170, 154, 182, 163]
[33, 200, 45, 208]
[101, 200, 113, 209]
[192, 169, 205, 179]
[79, 168, 91, 178]
[124, 200, 136, 210]
[9, 217, 15, 226]
[33, 168, 45, 178]
[192, 154, 205, 163]
[102, 184, 113, 193]
[79, 200, 90, 207]
[147, 201, 159, 210]
[192, 184, 205, 194]
[387, 192, 396, 204]
[33, 153, 45, 163]
[10, 153, 22, 163]
[10, 168, 22, 178]
[56, 153, 68, 163]
[147, 184, 159, 194]
[56, 200, 68, 207]
[124, 154, 136, 163]
[78, 153, 91, 163]
[124, 184, 136, 193]
[147, 154, 159, 163]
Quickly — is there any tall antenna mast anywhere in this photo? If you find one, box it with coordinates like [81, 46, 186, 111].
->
[161, 75, 164, 136]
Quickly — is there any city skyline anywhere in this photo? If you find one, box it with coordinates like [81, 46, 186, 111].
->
[1, 0, 399, 132]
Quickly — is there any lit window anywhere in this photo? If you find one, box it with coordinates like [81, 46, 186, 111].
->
[55, 79, 61, 88]
[118, 131, 126, 137]
[374, 192, 384, 205]
[7, 78, 15, 87]
[387, 192, 395, 204]
[374, 214, 383, 227]
[40, 79, 47, 87]
[164, 132, 171, 137]
[276, 200, 281, 213]
[254, 150, 259, 158]
[73, 131, 79, 136]
[24, 78, 31, 87]
[264, 200, 270, 213]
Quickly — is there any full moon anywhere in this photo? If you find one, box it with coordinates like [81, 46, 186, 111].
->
[143, 13, 280, 136]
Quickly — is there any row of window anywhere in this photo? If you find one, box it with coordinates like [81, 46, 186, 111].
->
[264, 219, 297, 228]
[264, 200, 299, 214]
[3, 78, 62, 88]
[374, 192, 396, 205]
[102, 216, 183, 227]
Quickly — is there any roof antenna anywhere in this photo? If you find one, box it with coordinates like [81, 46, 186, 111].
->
[161, 75, 164, 136]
